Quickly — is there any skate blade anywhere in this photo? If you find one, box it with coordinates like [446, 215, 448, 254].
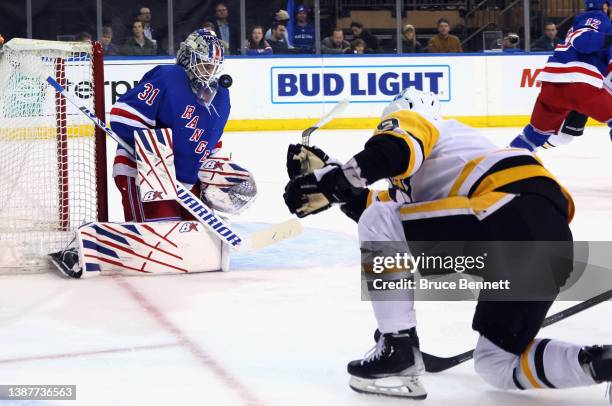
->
[349, 375, 427, 400]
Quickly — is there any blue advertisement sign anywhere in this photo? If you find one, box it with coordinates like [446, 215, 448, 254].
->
[270, 64, 451, 104]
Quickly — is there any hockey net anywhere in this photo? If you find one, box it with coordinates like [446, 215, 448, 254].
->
[0, 39, 107, 272]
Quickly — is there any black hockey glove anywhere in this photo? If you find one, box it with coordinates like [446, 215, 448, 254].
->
[286, 144, 338, 179]
[283, 165, 364, 218]
[339, 189, 370, 223]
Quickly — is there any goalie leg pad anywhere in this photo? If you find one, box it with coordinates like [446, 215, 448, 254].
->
[77, 221, 229, 276]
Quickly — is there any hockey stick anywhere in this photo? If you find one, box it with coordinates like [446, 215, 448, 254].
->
[302, 99, 349, 146]
[422, 288, 612, 373]
[46, 76, 301, 251]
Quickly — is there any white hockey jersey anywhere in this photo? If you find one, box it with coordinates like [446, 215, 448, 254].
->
[368, 110, 574, 221]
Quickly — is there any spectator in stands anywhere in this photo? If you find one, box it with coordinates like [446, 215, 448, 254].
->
[426, 18, 462, 53]
[293, 5, 315, 53]
[321, 28, 350, 54]
[211, 2, 238, 54]
[244, 25, 272, 55]
[401, 24, 423, 53]
[532, 22, 562, 51]
[100, 26, 120, 56]
[265, 10, 292, 47]
[76, 32, 92, 42]
[0, 34, 5, 50]
[121, 20, 157, 56]
[346, 38, 367, 54]
[268, 22, 289, 54]
[203, 21, 229, 53]
[350, 21, 379, 53]
[137, 6, 155, 43]
[501, 32, 521, 52]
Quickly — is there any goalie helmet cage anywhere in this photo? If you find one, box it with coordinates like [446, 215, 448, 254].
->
[0, 38, 107, 272]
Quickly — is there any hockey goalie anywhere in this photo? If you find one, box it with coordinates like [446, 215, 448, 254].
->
[49, 29, 257, 278]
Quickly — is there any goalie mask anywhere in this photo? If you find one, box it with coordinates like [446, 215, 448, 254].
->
[176, 29, 224, 107]
[199, 157, 257, 215]
[382, 88, 442, 122]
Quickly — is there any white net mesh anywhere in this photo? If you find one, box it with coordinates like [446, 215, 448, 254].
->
[0, 39, 101, 271]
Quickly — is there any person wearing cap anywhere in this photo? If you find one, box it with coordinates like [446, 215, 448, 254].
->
[265, 10, 292, 47]
[293, 5, 315, 53]
[401, 24, 423, 53]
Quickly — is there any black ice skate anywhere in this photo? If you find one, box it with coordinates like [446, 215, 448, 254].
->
[347, 327, 426, 399]
[579, 345, 612, 404]
[580, 345, 612, 382]
[49, 247, 82, 278]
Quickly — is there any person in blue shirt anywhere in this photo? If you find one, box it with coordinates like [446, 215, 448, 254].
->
[292, 5, 315, 53]
[109, 29, 231, 222]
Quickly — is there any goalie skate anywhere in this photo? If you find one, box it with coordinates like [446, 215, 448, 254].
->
[347, 328, 427, 400]
[49, 248, 82, 278]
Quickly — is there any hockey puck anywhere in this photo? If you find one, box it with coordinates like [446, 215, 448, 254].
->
[219, 74, 233, 88]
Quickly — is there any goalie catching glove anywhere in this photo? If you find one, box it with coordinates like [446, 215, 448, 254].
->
[283, 164, 365, 218]
[199, 157, 257, 215]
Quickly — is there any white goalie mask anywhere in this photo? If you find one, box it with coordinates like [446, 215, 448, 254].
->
[382, 88, 442, 121]
[199, 157, 257, 215]
[176, 29, 224, 107]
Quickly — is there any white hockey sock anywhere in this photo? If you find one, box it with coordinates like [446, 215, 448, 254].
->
[368, 272, 416, 334]
[515, 338, 596, 389]
[371, 299, 417, 334]
[475, 335, 596, 390]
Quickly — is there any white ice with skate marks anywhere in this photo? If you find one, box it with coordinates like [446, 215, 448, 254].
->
[0, 127, 611, 406]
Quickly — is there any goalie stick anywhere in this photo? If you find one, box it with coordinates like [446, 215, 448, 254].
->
[302, 99, 349, 146]
[46, 76, 301, 251]
[422, 288, 612, 373]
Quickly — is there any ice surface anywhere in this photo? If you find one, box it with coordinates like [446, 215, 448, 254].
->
[1, 126, 611, 405]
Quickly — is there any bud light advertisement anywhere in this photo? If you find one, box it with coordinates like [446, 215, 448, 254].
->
[270, 64, 451, 104]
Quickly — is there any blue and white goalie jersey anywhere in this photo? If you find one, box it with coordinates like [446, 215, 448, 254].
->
[110, 64, 231, 186]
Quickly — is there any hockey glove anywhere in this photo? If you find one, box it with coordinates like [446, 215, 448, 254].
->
[283, 165, 363, 218]
[286, 144, 341, 179]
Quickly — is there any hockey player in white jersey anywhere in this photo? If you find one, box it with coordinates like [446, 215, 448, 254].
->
[284, 88, 612, 400]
